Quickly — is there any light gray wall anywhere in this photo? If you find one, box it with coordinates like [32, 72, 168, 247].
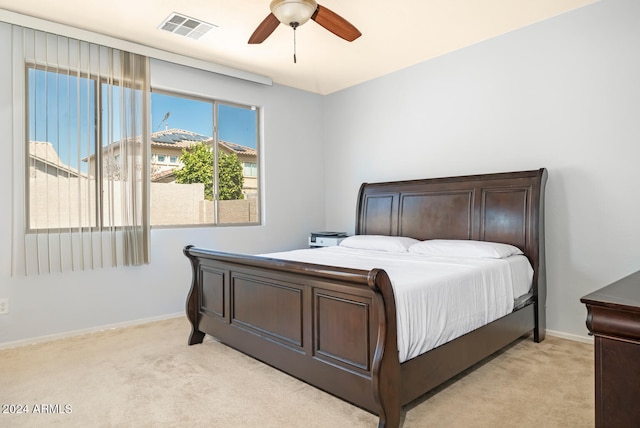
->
[0, 45, 325, 344]
[323, 0, 640, 339]
[2, 0, 638, 346]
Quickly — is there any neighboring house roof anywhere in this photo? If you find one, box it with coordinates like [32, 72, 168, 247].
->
[29, 141, 84, 178]
[148, 129, 256, 183]
[152, 128, 256, 157]
[218, 140, 257, 157]
[30, 133, 255, 185]
[83, 128, 256, 160]
[151, 169, 177, 183]
[151, 128, 211, 150]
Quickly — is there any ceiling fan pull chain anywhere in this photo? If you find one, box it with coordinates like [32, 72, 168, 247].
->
[293, 24, 298, 63]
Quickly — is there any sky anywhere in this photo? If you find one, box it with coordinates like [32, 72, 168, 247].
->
[29, 69, 258, 173]
[151, 92, 257, 149]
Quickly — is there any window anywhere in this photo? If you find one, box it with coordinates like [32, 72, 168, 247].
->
[150, 91, 260, 226]
[28, 66, 148, 232]
[28, 67, 97, 230]
[243, 162, 258, 177]
[19, 27, 150, 274]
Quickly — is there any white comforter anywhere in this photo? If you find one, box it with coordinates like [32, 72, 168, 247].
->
[261, 246, 533, 363]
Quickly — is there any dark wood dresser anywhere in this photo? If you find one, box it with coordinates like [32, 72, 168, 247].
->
[581, 270, 640, 428]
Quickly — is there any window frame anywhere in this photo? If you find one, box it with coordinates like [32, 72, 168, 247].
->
[25, 67, 261, 232]
[26, 63, 151, 233]
[26, 63, 102, 233]
[149, 88, 261, 228]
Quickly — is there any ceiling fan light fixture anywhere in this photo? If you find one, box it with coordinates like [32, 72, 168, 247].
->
[270, 0, 318, 27]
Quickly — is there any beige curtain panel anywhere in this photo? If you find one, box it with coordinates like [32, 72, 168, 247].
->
[7, 23, 150, 275]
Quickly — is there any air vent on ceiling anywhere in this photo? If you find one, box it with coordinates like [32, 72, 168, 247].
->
[158, 13, 217, 40]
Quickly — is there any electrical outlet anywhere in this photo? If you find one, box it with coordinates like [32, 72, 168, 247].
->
[0, 298, 8, 315]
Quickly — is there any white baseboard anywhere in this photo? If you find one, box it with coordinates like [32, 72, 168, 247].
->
[0, 312, 184, 351]
[1, 316, 593, 351]
[547, 329, 593, 344]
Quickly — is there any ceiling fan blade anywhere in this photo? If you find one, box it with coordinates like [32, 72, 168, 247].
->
[248, 13, 280, 44]
[312, 4, 362, 42]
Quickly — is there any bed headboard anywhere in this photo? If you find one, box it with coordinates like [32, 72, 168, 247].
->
[356, 168, 548, 338]
[356, 168, 546, 259]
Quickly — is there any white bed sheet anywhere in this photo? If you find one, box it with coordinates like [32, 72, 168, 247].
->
[261, 246, 533, 363]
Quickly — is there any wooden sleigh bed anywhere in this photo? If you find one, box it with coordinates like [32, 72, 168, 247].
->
[184, 168, 548, 428]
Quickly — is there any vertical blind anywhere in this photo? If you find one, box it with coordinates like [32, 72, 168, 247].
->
[9, 23, 150, 275]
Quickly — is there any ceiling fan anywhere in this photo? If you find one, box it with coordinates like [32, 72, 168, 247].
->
[248, 0, 362, 44]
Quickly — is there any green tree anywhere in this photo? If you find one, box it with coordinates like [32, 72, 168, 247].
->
[218, 152, 244, 200]
[174, 143, 244, 201]
[175, 143, 214, 200]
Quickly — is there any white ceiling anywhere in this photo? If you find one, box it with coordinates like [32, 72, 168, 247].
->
[0, 0, 596, 95]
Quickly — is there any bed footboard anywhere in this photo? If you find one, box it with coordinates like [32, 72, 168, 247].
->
[183, 168, 547, 428]
[184, 245, 402, 428]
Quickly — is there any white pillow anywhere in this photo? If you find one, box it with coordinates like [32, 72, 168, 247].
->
[339, 235, 420, 253]
[408, 239, 523, 259]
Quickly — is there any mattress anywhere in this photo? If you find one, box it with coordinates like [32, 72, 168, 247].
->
[261, 246, 533, 363]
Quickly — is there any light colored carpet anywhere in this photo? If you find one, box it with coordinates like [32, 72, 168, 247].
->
[0, 317, 594, 427]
